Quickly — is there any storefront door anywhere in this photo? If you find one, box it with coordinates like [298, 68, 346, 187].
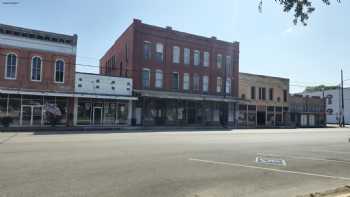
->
[20, 105, 44, 126]
[93, 107, 103, 125]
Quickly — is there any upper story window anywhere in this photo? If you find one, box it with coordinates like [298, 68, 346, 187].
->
[54, 59, 64, 83]
[142, 68, 150, 89]
[203, 52, 209, 67]
[217, 54, 222, 69]
[225, 78, 231, 95]
[183, 73, 190, 90]
[269, 88, 274, 101]
[143, 41, 152, 60]
[172, 72, 179, 90]
[193, 73, 200, 90]
[251, 86, 256, 99]
[155, 43, 164, 63]
[155, 69, 163, 88]
[193, 50, 200, 66]
[283, 89, 288, 102]
[172, 46, 180, 64]
[225, 55, 232, 75]
[31, 56, 42, 81]
[5, 53, 17, 80]
[184, 48, 190, 65]
[327, 95, 333, 105]
[216, 77, 222, 93]
[203, 75, 209, 93]
[259, 87, 266, 100]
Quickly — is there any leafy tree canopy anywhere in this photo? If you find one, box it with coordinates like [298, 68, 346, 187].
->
[259, 0, 341, 25]
[304, 85, 338, 92]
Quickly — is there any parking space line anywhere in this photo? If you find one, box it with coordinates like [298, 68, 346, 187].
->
[189, 158, 350, 181]
[257, 153, 350, 164]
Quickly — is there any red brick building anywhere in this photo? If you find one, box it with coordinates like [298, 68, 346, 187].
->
[100, 19, 240, 127]
[0, 23, 77, 127]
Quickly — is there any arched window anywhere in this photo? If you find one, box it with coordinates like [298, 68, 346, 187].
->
[5, 53, 17, 79]
[55, 59, 64, 83]
[31, 56, 42, 81]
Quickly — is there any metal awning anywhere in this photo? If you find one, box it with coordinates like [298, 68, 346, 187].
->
[0, 89, 138, 101]
[135, 90, 239, 102]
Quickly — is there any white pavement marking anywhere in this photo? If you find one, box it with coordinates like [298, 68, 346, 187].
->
[311, 150, 350, 155]
[189, 158, 350, 181]
[257, 153, 350, 165]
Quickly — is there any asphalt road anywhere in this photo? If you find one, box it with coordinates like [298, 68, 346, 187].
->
[1, 128, 350, 197]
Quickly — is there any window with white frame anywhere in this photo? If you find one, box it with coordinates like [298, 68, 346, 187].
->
[183, 73, 190, 90]
[142, 69, 150, 88]
[31, 56, 42, 81]
[155, 43, 164, 63]
[216, 77, 222, 93]
[203, 51, 209, 67]
[225, 78, 232, 94]
[225, 55, 232, 75]
[193, 73, 200, 90]
[155, 69, 163, 88]
[55, 59, 64, 83]
[172, 46, 180, 64]
[193, 50, 200, 66]
[203, 75, 209, 92]
[217, 54, 222, 69]
[5, 53, 17, 79]
[184, 48, 190, 65]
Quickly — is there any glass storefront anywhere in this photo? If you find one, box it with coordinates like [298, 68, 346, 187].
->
[77, 98, 129, 126]
[0, 94, 68, 127]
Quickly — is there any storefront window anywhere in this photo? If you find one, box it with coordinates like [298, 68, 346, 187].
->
[78, 99, 92, 125]
[8, 95, 21, 126]
[118, 103, 128, 124]
[104, 103, 116, 124]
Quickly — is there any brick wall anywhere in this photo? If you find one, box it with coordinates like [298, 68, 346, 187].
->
[100, 19, 239, 98]
[0, 46, 76, 93]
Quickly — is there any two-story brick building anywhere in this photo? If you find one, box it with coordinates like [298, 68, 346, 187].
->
[239, 73, 290, 128]
[0, 23, 77, 127]
[0, 24, 136, 128]
[100, 19, 240, 127]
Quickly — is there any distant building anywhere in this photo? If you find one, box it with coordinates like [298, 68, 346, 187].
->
[289, 94, 326, 127]
[100, 19, 240, 127]
[238, 73, 289, 128]
[302, 88, 350, 124]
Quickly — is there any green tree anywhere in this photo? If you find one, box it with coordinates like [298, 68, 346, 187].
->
[259, 0, 341, 25]
[304, 85, 338, 92]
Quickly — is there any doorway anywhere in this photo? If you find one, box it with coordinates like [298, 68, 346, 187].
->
[257, 111, 266, 126]
[20, 105, 44, 126]
[93, 107, 103, 125]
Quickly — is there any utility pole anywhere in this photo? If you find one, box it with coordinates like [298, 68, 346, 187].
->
[341, 69, 345, 127]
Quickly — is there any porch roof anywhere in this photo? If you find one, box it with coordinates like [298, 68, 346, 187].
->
[135, 89, 240, 102]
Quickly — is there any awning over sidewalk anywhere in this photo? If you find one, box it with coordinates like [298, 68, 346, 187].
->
[135, 89, 240, 102]
[0, 89, 138, 101]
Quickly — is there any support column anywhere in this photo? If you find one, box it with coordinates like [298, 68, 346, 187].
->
[73, 97, 78, 126]
[128, 100, 133, 126]
[246, 104, 248, 127]
[282, 104, 284, 124]
[274, 105, 276, 127]
[265, 104, 268, 126]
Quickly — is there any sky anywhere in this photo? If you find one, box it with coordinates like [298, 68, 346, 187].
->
[0, 0, 349, 93]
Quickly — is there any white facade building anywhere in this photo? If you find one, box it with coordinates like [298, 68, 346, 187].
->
[73, 72, 137, 126]
[302, 88, 350, 124]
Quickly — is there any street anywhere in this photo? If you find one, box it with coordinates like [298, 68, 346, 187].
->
[1, 128, 350, 197]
